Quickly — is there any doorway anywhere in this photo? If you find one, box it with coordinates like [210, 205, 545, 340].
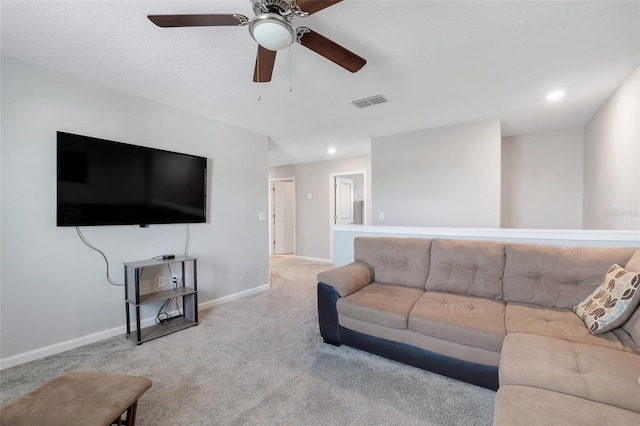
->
[269, 178, 295, 255]
[329, 171, 367, 261]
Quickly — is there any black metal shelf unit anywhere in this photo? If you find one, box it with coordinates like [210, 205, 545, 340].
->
[124, 256, 198, 344]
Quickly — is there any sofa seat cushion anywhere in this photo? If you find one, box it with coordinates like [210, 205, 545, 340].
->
[500, 333, 640, 413]
[337, 283, 424, 329]
[494, 385, 640, 426]
[505, 302, 634, 352]
[408, 292, 506, 352]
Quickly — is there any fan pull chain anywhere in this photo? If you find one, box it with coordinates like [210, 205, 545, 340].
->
[289, 46, 293, 93]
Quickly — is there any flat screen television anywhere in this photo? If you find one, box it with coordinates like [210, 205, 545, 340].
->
[57, 131, 207, 226]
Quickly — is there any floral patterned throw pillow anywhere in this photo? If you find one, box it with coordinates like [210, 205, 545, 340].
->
[574, 264, 640, 335]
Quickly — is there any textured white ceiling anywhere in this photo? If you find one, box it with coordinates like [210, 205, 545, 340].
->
[2, 1, 639, 166]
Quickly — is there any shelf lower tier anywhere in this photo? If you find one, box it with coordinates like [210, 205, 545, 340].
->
[126, 316, 197, 344]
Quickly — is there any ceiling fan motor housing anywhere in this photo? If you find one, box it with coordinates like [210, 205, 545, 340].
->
[251, 0, 307, 18]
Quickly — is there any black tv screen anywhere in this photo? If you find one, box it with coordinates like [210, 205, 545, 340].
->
[57, 132, 207, 226]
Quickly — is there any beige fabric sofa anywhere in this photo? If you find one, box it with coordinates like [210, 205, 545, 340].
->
[317, 237, 640, 426]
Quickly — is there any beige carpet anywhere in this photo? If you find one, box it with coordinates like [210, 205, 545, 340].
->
[1, 255, 495, 425]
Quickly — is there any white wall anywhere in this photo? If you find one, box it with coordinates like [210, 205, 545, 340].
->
[584, 66, 640, 230]
[269, 156, 371, 261]
[1, 57, 269, 363]
[372, 119, 502, 227]
[502, 128, 584, 229]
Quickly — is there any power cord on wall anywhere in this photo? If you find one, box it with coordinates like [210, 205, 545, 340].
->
[77, 223, 191, 288]
[75, 227, 125, 286]
[184, 223, 190, 256]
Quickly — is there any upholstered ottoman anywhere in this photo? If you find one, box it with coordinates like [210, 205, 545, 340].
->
[499, 333, 640, 413]
[0, 371, 152, 426]
[495, 332, 640, 425]
[494, 384, 640, 426]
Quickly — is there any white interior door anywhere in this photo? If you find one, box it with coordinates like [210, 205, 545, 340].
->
[273, 181, 294, 254]
[335, 177, 354, 225]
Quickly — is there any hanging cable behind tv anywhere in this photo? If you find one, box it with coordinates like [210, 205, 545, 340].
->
[75, 227, 124, 286]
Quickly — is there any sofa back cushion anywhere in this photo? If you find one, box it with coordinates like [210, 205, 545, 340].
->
[354, 237, 431, 289]
[621, 249, 640, 345]
[503, 244, 637, 309]
[425, 239, 506, 299]
[621, 307, 640, 347]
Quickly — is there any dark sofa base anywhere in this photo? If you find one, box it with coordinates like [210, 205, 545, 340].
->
[318, 282, 499, 391]
[338, 326, 499, 390]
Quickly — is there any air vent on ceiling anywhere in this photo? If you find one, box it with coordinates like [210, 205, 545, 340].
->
[351, 94, 388, 109]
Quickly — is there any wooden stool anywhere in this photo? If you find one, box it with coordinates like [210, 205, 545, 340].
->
[0, 371, 152, 426]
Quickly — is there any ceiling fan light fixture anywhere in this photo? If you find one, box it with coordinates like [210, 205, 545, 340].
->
[249, 13, 295, 51]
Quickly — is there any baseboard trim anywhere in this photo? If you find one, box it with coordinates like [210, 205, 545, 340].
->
[0, 282, 271, 370]
[0, 326, 125, 371]
[198, 283, 270, 311]
[294, 255, 332, 264]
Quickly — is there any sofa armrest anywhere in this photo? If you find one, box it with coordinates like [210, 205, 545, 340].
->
[317, 262, 373, 297]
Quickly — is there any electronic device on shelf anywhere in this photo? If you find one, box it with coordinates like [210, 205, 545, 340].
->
[56, 131, 207, 227]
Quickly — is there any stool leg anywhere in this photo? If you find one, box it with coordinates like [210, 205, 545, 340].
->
[123, 400, 138, 426]
[113, 410, 123, 426]
[112, 400, 138, 426]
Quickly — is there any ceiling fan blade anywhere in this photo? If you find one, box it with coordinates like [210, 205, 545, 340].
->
[147, 14, 249, 28]
[295, 0, 343, 15]
[296, 28, 366, 73]
[253, 46, 277, 83]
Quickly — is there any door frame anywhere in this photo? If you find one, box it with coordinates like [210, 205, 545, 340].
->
[269, 177, 296, 256]
[329, 170, 367, 263]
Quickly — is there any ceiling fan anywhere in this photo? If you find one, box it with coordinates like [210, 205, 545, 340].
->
[148, 0, 367, 83]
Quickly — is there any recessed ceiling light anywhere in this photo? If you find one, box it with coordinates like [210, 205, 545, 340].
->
[546, 90, 565, 101]
[327, 146, 337, 154]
